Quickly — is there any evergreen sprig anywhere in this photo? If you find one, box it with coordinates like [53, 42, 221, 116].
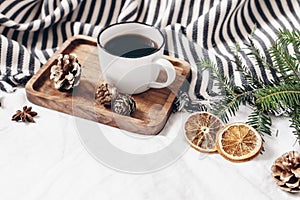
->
[290, 107, 300, 141]
[198, 29, 300, 144]
[277, 29, 300, 49]
[247, 107, 272, 137]
[199, 59, 235, 96]
[270, 41, 300, 82]
[256, 83, 300, 111]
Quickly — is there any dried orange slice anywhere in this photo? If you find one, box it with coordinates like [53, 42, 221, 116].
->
[216, 122, 263, 162]
[184, 112, 224, 153]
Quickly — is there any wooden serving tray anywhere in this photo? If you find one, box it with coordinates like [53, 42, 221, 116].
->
[25, 35, 190, 135]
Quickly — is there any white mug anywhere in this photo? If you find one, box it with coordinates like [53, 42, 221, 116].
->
[97, 22, 176, 94]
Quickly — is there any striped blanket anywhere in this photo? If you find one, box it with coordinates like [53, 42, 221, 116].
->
[1, 0, 299, 111]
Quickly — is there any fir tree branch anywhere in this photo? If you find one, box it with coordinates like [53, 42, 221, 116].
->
[196, 29, 300, 144]
[199, 59, 257, 123]
[270, 42, 300, 82]
[256, 84, 300, 111]
[247, 107, 272, 136]
[211, 95, 241, 123]
[198, 59, 235, 95]
[232, 44, 265, 90]
[277, 29, 300, 49]
[290, 107, 300, 144]
[245, 35, 274, 72]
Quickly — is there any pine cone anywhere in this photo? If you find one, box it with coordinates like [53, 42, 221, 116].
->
[95, 83, 114, 107]
[271, 151, 300, 193]
[112, 93, 136, 116]
[50, 54, 82, 91]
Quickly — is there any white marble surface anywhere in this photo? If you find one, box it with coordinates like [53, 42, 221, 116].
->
[0, 88, 299, 200]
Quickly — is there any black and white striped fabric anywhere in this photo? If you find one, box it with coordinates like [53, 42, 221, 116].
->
[1, 0, 299, 111]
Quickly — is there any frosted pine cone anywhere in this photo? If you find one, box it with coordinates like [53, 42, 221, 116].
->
[271, 151, 300, 193]
[50, 54, 82, 91]
[112, 94, 136, 116]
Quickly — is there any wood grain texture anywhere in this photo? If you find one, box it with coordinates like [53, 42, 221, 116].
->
[25, 35, 190, 135]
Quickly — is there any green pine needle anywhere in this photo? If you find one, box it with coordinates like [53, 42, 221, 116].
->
[277, 29, 300, 49]
[256, 83, 300, 111]
[247, 107, 272, 137]
[290, 108, 300, 144]
[270, 41, 300, 82]
[198, 59, 235, 95]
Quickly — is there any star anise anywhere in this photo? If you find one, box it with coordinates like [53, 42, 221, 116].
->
[12, 106, 38, 123]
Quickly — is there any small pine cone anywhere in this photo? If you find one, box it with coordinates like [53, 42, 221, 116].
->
[95, 83, 114, 107]
[112, 94, 136, 116]
[50, 54, 82, 91]
[271, 151, 300, 193]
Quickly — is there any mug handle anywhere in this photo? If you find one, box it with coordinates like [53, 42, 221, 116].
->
[148, 58, 176, 89]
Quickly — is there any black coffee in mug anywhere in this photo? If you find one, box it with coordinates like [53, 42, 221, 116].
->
[104, 34, 158, 58]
